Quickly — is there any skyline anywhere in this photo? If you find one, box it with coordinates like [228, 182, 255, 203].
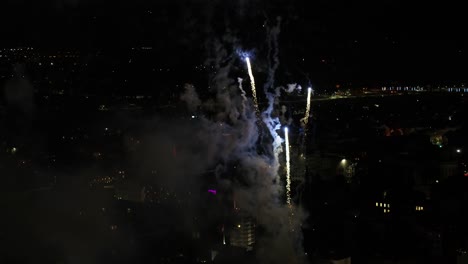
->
[1, 1, 468, 85]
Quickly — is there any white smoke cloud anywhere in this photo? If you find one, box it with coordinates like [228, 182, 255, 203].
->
[180, 83, 201, 112]
[176, 34, 307, 262]
[3, 63, 35, 116]
[284, 83, 302, 94]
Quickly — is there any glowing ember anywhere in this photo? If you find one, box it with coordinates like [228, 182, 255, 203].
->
[284, 127, 291, 205]
[245, 57, 260, 117]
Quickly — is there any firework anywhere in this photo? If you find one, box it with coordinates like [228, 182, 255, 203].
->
[284, 127, 291, 205]
[300, 87, 312, 126]
[245, 57, 260, 117]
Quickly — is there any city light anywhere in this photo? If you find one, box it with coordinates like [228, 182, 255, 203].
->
[456, 149, 461, 153]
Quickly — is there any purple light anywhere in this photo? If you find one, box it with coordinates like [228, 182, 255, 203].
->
[208, 189, 217, 195]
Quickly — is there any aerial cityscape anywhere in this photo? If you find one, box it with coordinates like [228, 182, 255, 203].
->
[1, 1, 468, 264]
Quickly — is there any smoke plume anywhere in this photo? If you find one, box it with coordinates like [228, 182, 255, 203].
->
[176, 30, 306, 263]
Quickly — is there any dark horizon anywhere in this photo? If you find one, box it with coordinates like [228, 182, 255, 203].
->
[1, 1, 468, 86]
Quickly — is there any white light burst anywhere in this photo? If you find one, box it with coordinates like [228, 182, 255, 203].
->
[301, 87, 312, 126]
[245, 57, 260, 117]
[284, 127, 291, 205]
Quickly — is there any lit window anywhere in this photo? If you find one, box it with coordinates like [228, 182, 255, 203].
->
[384, 204, 387, 208]
[388, 204, 390, 208]
[384, 209, 387, 213]
[375, 202, 378, 207]
[380, 203, 382, 207]
[388, 210, 390, 213]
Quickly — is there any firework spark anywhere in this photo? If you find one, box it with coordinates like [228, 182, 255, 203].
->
[245, 57, 260, 117]
[284, 127, 291, 205]
[300, 87, 312, 126]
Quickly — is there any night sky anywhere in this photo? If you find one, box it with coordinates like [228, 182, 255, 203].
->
[2, 1, 468, 263]
[2, 0, 468, 86]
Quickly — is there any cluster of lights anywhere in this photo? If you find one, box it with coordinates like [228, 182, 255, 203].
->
[416, 206, 424, 211]
[376, 202, 390, 213]
[447, 88, 468, 93]
[1, 47, 34, 51]
[0, 48, 80, 63]
[90, 176, 114, 185]
[376, 202, 390, 208]
[382, 86, 425, 92]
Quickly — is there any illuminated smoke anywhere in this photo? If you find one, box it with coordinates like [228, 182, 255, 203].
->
[175, 34, 305, 263]
[264, 17, 282, 92]
[284, 83, 302, 94]
[180, 84, 201, 112]
[245, 57, 260, 117]
[261, 83, 283, 185]
[263, 111, 284, 184]
[238, 77, 248, 116]
[262, 17, 284, 183]
[284, 127, 291, 205]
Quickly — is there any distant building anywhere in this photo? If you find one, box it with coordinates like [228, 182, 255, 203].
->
[440, 161, 459, 179]
[230, 216, 255, 251]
